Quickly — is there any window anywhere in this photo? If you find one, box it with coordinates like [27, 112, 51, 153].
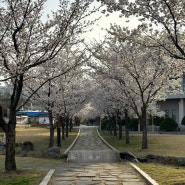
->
[172, 110, 176, 121]
[165, 110, 169, 118]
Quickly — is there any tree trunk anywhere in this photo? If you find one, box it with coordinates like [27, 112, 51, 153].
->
[65, 116, 69, 138]
[69, 117, 73, 132]
[113, 117, 117, 137]
[57, 114, 61, 147]
[48, 111, 54, 148]
[5, 75, 23, 172]
[125, 109, 130, 144]
[5, 109, 16, 172]
[141, 108, 148, 149]
[61, 116, 65, 140]
[118, 116, 122, 140]
[109, 118, 113, 135]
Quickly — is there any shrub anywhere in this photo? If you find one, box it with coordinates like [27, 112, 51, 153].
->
[153, 116, 164, 126]
[148, 115, 164, 126]
[129, 118, 138, 131]
[101, 119, 109, 130]
[0, 127, 3, 133]
[160, 117, 178, 131]
[181, 116, 185, 126]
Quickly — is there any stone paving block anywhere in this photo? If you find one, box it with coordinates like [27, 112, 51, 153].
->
[53, 177, 74, 181]
[52, 181, 75, 185]
[77, 177, 94, 181]
[104, 177, 120, 181]
[105, 182, 123, 185]
[99, 173, 109, 176]
[99, 175, 112, 178]
[122, 182, 145, 185]
[122, 179, 142, 182]
[119, 174, 139, 178]
[77, 173, 96, 177]
[76, 181, 100, 185]
[53, 172, 76, 177]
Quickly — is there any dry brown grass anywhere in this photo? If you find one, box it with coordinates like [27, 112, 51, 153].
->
[147, 134, 185, 157]
[15, 124, 78, 153]
[101, 132, 185, 157]
[0, 124, 78, 184]
[16, 124, 50, 147]
[137, 163, 185, 185]
[0, 124, 78, 169]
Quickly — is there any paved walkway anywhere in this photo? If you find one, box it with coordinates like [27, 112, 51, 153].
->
[67, 126, 120, 163]
[50, 126, 147, 185]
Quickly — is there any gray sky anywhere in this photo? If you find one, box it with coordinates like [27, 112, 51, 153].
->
[44, 0, 139, 41]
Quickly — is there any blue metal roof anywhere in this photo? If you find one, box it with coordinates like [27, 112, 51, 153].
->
[16, 111, 48, 117]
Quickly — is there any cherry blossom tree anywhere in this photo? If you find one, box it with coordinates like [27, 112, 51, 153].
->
[89, 33, 183, 149]
[98, 0, 185, 61]
[54, 70, 91, 139]
[25, 44, 88, 147]
[88, 76, 127, 139]
[0, 0, 97, 172]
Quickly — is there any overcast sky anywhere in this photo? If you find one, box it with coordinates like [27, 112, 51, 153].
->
[44, 0, 139, 41]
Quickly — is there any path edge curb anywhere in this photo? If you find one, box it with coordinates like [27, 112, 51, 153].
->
[39, 169, 55, 185]
[63, 127, 81, 155]
[40, 127, 81, 185]
[130, 163, 159, 185]
[97, 129, 120, 153]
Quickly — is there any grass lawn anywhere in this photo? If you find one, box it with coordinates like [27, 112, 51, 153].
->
[0, 124, 78, 185]
[100, 131, 185, 185]
[100, 131, 185, 157]
[0, 168, 46, 185]
[137, 163, 185, 185]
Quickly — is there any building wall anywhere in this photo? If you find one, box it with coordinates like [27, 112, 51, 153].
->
[157, 99, 181, 124]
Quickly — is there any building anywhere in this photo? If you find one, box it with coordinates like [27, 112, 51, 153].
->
[16, 110, 49, 124]
[157, 94, 185, 126]
[157, 76, 185, 127]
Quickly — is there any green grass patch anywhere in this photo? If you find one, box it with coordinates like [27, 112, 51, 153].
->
[0, 124, 79, 184]
[100, 132, 185, 157]
[0, 169, 46, 185]
[137, 163, 185, 185]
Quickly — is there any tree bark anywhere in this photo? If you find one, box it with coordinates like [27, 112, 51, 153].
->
[108, 117, 113, 135]
[61, 116, 65, 140]
[65, 116, 69, 138]
[113, 116, 117, 137]
[125, 109, 130, 144]
[5, 109, 16, 172]
[69, 117, 73, 132]
[0, 105, 7, 132]
[141, 108, 148, 149]
[118, 116, 122, 140]
[57, 114, 61, 147]
[48, 110, 54, 148]
[4, 75, 23, 172]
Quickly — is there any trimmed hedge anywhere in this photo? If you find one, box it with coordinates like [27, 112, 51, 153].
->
[160, 117, 178, 131]
[181, 116, 185, 126]
[129, 118, 138, 131]
[101, 119, 109, 130]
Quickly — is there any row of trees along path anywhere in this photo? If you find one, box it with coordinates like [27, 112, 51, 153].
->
[50, 125, 147, 185]
[1, 0, 185, 173]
